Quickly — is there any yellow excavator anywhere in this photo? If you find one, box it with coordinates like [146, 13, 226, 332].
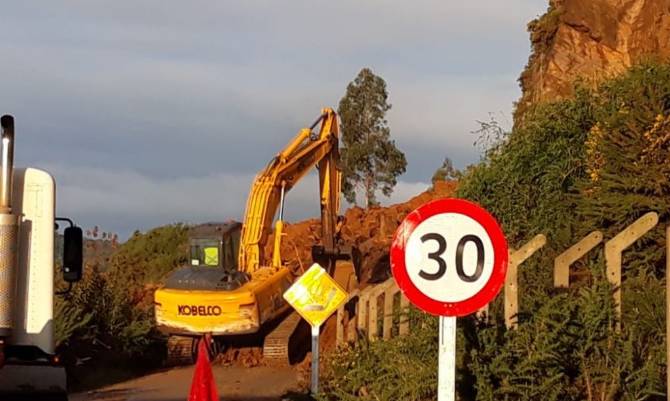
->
[154, 108, 354, 364]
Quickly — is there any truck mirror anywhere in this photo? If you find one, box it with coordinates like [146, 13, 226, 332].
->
[63, 226, 83, 282]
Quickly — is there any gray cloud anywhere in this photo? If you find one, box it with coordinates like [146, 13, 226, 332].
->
[46, 163, 430, 239]
[1, 0, 547, 236]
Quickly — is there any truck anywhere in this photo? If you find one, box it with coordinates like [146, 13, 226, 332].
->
[0, 115, 84, 400]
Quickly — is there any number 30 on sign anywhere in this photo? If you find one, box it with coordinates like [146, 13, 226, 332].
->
[390, 198, 508, 317]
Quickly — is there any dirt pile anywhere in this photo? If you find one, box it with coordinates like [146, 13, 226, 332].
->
[217, 346, 263, 368]
[516, 0, 670, 121]
[267, 180, 457, 286]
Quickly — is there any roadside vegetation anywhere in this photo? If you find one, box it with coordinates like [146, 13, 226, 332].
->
[321, 63, 670, 401]
[54, 224, 188, 389]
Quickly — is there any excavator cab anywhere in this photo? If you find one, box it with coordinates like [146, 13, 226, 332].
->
[158, 222, 248, 303]
[189, 227, 240, 270]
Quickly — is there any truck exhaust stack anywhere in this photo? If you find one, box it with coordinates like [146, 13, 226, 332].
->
[0, 115, 18, 338]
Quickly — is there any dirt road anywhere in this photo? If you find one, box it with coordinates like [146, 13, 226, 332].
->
[70, 364, 303, 401]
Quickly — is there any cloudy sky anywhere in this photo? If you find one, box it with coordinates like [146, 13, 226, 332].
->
[1, 1, 547, 239]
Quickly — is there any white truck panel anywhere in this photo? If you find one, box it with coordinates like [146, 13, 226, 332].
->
[9, 167, 56, 355]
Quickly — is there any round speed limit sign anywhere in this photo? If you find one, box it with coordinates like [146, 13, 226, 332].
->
[390, 198, 508, 316]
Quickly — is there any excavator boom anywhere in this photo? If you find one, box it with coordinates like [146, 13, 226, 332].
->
[238, 108, 341, 273]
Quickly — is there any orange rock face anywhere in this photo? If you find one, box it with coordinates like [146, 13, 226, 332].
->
[517, 0, 670, 119]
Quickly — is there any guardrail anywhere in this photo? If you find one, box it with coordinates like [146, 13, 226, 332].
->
[335, 277, 410, 345]
[335, 212, 661, 343]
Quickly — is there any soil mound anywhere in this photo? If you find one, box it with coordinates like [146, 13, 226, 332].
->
[266, 180, 457, 286]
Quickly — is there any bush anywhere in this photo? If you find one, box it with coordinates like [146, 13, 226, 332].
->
[55, 224, 189, 375]
[320, 309, 438, 401]
[107, 223, 189, 285]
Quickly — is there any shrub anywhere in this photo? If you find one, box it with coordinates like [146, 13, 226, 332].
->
[55, 224, 189, 374]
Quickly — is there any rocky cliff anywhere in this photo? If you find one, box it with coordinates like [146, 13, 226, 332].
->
[516, 0, 670, 121]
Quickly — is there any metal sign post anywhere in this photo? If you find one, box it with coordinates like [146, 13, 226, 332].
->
[282, 263, 349, 396]
[311, 325, 320, 394]
[438, 316, 456, 401]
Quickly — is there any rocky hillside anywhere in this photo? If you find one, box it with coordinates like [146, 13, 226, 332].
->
[516, 0, 670, 121]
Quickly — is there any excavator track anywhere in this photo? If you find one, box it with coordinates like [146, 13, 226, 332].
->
[262, 312, 304, 364]
[166, 335, 196, 366]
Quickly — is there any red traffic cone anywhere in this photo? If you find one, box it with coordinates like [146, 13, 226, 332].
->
[188, 335, 219, 401]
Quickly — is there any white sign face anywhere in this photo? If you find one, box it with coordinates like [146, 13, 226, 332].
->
[404, 213, 495, 303]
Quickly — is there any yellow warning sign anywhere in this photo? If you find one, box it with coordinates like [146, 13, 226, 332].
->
[283, 263, 348, 327]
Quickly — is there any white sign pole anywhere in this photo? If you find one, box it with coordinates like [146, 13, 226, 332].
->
[311, 324, 320, 394]
[438, 316, 457, 401]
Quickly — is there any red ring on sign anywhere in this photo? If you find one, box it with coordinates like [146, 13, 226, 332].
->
[390, 198, 508, 317]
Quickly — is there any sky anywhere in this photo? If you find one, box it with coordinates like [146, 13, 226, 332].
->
[0, 1, 548, 239]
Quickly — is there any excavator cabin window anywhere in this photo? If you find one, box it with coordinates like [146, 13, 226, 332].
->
[189, 233, 239, 270]
[190, 239, 221, 267]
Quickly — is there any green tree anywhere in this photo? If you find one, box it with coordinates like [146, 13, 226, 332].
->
[338, 68, 407, 207]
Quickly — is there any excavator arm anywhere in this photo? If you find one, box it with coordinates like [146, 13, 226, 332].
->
[238, 108, 342, 274]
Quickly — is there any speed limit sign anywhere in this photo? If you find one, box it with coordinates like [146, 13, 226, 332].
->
[390, 198, 508, 401]
[391, 198, 508, 316]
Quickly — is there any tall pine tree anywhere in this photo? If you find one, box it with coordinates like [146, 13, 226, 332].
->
[338, 68, 407, 206]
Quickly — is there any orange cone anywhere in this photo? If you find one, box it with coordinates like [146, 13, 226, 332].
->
[188, 335, 219, 401]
